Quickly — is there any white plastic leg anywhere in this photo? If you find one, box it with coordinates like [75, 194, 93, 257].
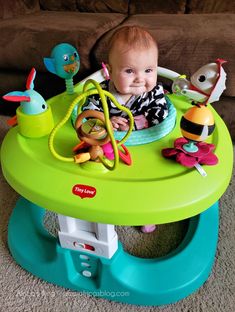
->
[58, 214, 118, 259]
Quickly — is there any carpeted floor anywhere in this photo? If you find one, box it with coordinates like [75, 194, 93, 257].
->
[0, 115, 234, 312]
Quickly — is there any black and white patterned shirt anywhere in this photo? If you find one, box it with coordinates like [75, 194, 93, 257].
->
[83, 80, 168, 129]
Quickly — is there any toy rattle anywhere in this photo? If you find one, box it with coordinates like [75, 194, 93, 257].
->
[73, 109, 131, 166]
[49, 79, 133, 170]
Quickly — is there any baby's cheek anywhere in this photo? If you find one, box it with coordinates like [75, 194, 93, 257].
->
[146, 82, 156, 92]
[117, 83, 129, 94]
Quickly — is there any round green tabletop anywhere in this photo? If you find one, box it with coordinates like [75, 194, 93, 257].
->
[0, 86, 233, 225]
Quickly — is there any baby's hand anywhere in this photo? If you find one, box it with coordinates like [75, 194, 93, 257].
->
[110, 116, 129, 131]
[134, 114, 149, 130]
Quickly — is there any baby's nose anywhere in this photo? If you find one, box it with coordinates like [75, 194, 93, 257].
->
[134, 73, 144, 82]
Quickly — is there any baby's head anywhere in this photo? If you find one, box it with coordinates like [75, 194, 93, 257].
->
[107, 26, 158, 96]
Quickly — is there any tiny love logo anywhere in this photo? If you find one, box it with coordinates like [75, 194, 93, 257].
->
[72, 184, 97, 199]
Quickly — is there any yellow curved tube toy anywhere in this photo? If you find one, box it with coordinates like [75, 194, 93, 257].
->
[48, 79, 134, 170]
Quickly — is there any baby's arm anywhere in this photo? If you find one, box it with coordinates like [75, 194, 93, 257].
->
[83, 81, 109, 112]
[145, 84, 168, 125]
[83, 95, 129, 131]
[83, 96, 102, 112]
[110, 116, 129, 131]
[134, 114, 149, 130]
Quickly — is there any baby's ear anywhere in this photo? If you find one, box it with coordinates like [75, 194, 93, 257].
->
[106, 64, 112, 79]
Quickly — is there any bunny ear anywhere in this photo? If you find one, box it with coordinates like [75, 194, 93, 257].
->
[26, 67, 36, 90]
[3, 91, 30, 102]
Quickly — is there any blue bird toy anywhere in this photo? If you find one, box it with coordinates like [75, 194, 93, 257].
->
[44, 43, 80, 94]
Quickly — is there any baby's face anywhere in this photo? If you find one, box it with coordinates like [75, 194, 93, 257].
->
[108, 43, 158, 96]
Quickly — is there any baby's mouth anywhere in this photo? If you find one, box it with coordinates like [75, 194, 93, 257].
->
[131, 84, 145, 88]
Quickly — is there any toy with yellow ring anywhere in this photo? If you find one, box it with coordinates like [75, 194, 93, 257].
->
[48, 79, 134, 171]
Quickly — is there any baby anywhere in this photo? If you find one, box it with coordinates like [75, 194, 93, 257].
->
[85, 25, 168, 131]
[84, 25, 169, 233]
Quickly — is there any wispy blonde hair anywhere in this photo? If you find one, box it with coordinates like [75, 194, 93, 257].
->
[108, 25, 158, 58]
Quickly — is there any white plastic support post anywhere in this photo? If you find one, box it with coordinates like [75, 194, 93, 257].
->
[57, 214, 77, 233]
[157, 66, 181, 81]
[80, 69, 105, 85]
[58, 214, 118, 259]
[95, 223, 117, 242]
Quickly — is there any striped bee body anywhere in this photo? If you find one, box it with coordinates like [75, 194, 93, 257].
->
[180, 105, 215, 142]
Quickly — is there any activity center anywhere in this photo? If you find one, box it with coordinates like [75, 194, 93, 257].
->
[0, 43, 233, 306]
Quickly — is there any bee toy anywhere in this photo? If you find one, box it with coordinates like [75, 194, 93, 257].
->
[162, 59, 227, 175]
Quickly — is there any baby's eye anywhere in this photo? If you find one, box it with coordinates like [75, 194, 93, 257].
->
[145, 68, 153, 73]
[125, 69, 133, 74]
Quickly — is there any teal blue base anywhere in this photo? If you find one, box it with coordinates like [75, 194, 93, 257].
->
[8, 197, 219, 306]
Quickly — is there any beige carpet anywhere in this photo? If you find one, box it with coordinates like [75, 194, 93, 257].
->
[0, 115, 234, 312]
